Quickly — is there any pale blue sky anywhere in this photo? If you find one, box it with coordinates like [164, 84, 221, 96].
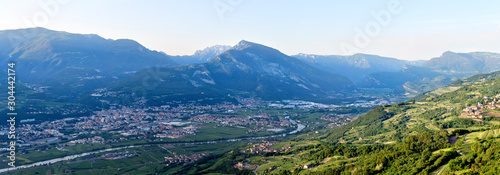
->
[1, 0, 499, 60]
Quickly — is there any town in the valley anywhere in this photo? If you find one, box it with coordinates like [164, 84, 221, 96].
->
[0, 97, 388, 169]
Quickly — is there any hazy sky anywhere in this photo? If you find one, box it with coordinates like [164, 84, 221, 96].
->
[1, 0, 499, 60]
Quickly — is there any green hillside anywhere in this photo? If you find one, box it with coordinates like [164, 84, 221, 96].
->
[413, 70, 500, 101]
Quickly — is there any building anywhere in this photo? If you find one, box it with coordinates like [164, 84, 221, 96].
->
[304, 163, 314, 169]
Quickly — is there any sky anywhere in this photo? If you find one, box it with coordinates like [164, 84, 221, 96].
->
[0, 0, 499, 60]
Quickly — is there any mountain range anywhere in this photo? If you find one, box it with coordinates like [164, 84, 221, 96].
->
[168, 45, 232, 65]
[361, 51, 500, 96]
[293, 51, 500, 97]
[423, 51, 500, 74]
[100, 40, 355, 106]
[2, 27, 500, 106]
[293, 53, 424, 82]
[0, 27, 176, 98]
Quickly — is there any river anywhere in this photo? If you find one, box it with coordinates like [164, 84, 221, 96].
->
[0, 145, 139, 173]
[0, 118, 306, 173]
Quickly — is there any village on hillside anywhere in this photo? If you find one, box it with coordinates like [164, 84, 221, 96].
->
[462, 95, 500, 119]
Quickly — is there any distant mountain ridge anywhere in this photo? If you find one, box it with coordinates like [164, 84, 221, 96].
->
[423, 51, 500, 74]
[0, 27, 176, 97]
[169, 45, 232, 65]
[2, 27, 500, 105]
[293, 53, 424, 82]
[357, 51, 500, 96]
[100, 40, 355, 105]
